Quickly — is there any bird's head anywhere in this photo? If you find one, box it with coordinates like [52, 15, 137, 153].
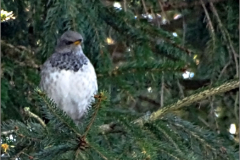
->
[56, 30, 84, 54]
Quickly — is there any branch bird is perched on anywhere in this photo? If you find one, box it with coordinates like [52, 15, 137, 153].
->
[40, 30, 98, 123]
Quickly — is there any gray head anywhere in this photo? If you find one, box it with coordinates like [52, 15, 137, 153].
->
[56, 30, 84, 53]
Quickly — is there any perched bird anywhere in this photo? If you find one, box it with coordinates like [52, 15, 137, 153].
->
[40, 30, 98, 123]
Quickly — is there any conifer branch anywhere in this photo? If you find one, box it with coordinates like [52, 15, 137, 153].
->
[155, 124, 183, 154]
[83, 92, 106, 137]
[209, 2, 239, 77]
[159, 148, 181, 160]
[1, 40, 34, 54]
[36, 89, 81, 137]
[89, 144, 109, 160]
[155, 0, 227, 11]
[134, 80, 239, 126]
[24, 107, 46, 128]
[200, 0, 216, 47]
[98, 62, 185, 78]
[218, 61, 232, 80]
[138, 96, 160, 107]
[173, 122, 217, 152]
[10, 147, 28, 160]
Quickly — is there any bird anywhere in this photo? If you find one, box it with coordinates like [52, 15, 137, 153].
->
[40, 30, 98, 123]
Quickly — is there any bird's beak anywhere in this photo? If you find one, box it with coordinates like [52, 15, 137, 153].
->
[73, 40, 81, 45]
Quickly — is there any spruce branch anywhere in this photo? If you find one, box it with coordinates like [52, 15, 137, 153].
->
[35, 88, 81, 137]
[218, 61, 232, 80]
[24, 107, 46, 128]
[97, 61, 186, 78]
[134, 80, 239, 126]
[83, 92, 107, 137]
[159, 148, 181, 160]
[200, 0, 216, 47]
[89, 144, 109, 160]
[102, 7, 193, 57]
[1, 40, 34, 54]
[174, 123, 216, 152]
[155, 0, 227, 12]
[10, 147, 28, 160]
[209, 2, 239, 77]
[149, 123, 183, 154]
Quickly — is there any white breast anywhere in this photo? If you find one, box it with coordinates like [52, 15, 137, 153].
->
[40, 61, 98, 122]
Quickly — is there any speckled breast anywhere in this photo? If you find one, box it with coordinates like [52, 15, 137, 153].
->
[40, 53, 98, 122]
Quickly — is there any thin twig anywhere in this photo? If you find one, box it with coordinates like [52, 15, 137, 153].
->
[138, 95, 160, 106]
[134, 80, 240, 126]
[200, 0, 216, 47]
[10, 147, 27, 160]
[160, 74, 164, 107]
[177, 80, 185, 98]
[83, 93, 105, 137]
[89, 144, 109, 160]
[234, 93, 239, 121]
[218, 61, 231, 80]
[24, 107, 46, 128]
[141, 0, 148, 14]
[123, 0, 127, 12]
[198, 116, 210, 127]
[153, 0, 227, 12]
[209, 2, 239, 77]
[182, 14, 186, 47]
[158, 0, 169, 24]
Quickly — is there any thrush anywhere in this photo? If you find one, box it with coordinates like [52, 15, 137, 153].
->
[40, 30, 98, 123]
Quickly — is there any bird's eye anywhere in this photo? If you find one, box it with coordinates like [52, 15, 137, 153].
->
[65, 41, 73, 45]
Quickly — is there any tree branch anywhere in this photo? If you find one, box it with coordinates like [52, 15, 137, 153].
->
[24, 107, 46, 128]
[134, 80, 239, 126]
[209, 2, 239, 77]
[83, 92, 107, 137]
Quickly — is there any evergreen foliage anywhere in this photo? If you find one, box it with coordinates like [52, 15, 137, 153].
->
[1, 0, 239, 159]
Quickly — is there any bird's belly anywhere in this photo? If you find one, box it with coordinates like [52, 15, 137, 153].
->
[41, 64, 98, 121]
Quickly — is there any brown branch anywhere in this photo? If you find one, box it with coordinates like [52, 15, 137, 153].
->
[134, 80, 240, 126]
[141, 0, 148, 14]
[158, 0, 169, 23]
